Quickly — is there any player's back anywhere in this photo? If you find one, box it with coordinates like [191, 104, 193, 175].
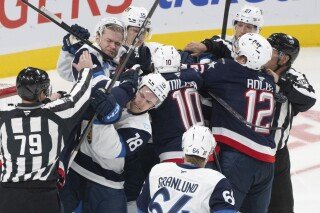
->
[202, 59, 277, 162]
[149, 73, 204, 162]
[145, 162, 233, 213]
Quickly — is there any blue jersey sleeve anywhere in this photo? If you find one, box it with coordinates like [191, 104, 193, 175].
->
[116, 128, 151, 157]
[179, 68, 204, 89]
[209, 178, 236, 212]
[137, 175, 151, 213]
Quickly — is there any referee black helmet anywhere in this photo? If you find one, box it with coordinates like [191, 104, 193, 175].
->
[267, 33, 300, 65]
[16, 67, 51, 102]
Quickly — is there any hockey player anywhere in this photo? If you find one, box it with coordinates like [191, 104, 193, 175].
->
[0, 65, 98, 213]
[183, 33, 275, 212]
[137, 125, 236, 213]
[121, 6, 152, 74]
[149, 45, 208, 163]
[265, 33, 316, 213]
[60, 73, 170, 213]
[183, 5, 263, 61]
[57, 17, 126, 82]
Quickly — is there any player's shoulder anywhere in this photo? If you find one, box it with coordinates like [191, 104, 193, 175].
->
[150, 162, 176, 175]
[115, 110, 151, 133]
[196, 168, 226, 183]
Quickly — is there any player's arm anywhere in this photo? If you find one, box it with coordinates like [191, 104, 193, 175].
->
[201, 35, 233, 59]
[137, 175, 152, 213]
[209, 177, 236, 213]
[89, 125, 150, 159]
[278, 68, 316, 114]
[90, 68, 139, 124]
[57, 24, 90, 82]
[116, 127, 151, 158]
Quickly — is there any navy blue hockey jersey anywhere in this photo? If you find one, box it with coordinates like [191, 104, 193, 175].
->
[201, 59, 277, 163]
[149, 70, 205, 163]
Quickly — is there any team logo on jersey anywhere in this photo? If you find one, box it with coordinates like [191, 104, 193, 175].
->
[23, 110, 31, 116]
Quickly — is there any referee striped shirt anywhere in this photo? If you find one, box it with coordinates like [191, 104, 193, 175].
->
[271, 67, 316, 150]
[0, 68, 93, 182]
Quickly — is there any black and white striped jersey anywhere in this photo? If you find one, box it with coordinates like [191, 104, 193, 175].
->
[271, 67, 316, 150]
[0, 68, 93, 182]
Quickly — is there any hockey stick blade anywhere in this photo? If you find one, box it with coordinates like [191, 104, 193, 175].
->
[208, 91, 282, 131]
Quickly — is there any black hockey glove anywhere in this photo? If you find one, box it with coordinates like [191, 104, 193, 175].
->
[124, 45, 152, 75]
[118, 68, 140, 99]
[62, 24, 90, 55]
[201, 35, 232, 59]
[179, 50, 198, 64]
[91, 88, 121, 124]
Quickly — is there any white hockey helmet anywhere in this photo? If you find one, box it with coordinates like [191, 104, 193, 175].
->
[94, 17, 127, 39]
[232, 5, 264, 30]
[122, 6, 151, 29]
[234, 33, 272, 70]
[152, 45, 181, 74]
[182, 125, 216, 159]
[146, 42, 164, 55]
[138, 73, 170, 108]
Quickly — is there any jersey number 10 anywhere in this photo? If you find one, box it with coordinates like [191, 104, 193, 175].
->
[172, 88, 204, 130]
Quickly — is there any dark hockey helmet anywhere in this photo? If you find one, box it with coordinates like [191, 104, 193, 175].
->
[16, 67, 50, 101]
[267, 33, 300, 65]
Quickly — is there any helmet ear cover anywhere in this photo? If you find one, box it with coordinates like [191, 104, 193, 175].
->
[16, 67, 51, 102]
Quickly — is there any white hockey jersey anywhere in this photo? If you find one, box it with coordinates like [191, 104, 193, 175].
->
[137, 162, 236, 213]
[70, 109, 151, 189]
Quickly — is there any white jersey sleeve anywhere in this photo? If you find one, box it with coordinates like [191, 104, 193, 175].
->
[56, 49, 75, 82]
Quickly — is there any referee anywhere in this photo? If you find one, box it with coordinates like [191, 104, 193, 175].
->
[265, 33, 316, 213]
[0, 65, 93, 212]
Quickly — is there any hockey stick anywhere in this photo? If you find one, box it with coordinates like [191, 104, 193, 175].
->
[21, 0, 112, 61]
[208, 91, 282, 130]
[212, 149, 222, 173]
[67, 0, 160, 170]
[221, 0, 232, 40]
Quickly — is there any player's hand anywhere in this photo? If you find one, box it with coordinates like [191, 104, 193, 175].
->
[184, 42, 207, 56]
[118, 67, 140, 98]
[72, 51, 93, 71]
[91, 88, 121, 123]
[62, 24, 90, 55]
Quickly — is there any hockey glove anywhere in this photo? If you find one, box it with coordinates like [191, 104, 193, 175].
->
[118, 67, 140, 99]
[123, 45, 152, 75]
[91, 88, 122, 124]
[179, 50, 198, 64]
[62, 24, 90, 55]
[201, 36, 232, 59]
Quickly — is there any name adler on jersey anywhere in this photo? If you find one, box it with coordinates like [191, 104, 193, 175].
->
[247, 79, 274, 92]
[158, 176, 199, 193]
